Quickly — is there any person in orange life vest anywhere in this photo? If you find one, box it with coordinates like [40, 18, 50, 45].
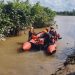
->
[39, 29, 53, 48]
[28, 27, 35, 41]
[49, 27, 59, 42]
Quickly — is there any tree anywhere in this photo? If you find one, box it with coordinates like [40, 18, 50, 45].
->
[31, 2, 56, 28]
[0, 0, 56, 34]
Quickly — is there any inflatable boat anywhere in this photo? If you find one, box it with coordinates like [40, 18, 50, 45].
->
[22, 32, 57, 54]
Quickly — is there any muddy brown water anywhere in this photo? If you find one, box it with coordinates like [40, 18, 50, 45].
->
[0, 16, 75, 75]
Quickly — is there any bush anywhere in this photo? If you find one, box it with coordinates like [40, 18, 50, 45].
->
[0, 0, 56, 35]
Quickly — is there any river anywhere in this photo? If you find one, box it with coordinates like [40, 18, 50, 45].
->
[0, 16, 75, 75]
[55, 16, 75, 60]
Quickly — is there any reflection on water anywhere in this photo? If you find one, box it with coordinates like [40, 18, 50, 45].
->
[55, 16, 75, 60]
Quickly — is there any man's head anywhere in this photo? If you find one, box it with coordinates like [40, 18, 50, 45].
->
[50, 27, 55, 31]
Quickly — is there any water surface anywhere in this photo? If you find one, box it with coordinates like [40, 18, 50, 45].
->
[55, 16, 75, 60]
[0, 16, 75, 75]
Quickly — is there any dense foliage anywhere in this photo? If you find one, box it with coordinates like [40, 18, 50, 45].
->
[0, 0, 56, 34]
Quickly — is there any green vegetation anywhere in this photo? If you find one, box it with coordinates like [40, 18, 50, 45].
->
[0, 0, 56, 33]
[56, 10, 75, 16]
